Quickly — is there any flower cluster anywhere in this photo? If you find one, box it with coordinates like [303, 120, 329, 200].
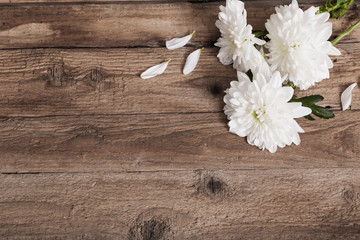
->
[216, 0, 359, 152]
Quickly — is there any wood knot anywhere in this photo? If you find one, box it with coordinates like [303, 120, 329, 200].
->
[209, 84, 222, 96]
[343, 189, 355, 202]
[207, 176, 224, 195]
[83, 68, 116, 92]
[47, 64, 65, 86]
[128, 208, 189, 240]
[128, 218, 171, 240]
[342, 188, 358, 205]
[189, 77, 228, 98]
[196, 173, 228, 198]
[90, 69, 103, 83]
[341, 186, 359, 212]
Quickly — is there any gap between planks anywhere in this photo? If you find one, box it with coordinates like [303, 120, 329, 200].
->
[0, 0, 331, 6]
[1, 108, 358, 118]
[2, 165, 360, 174]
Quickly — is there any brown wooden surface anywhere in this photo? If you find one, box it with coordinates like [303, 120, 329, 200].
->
[0, 44, 358, 117]
[1, 169, 360, 239]
[0, 2, 358, 49]
[1, 111, 360, 173]
[0, 0, 359, 239]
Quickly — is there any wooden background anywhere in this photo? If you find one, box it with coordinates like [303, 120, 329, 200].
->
[0, 0, 359, 239]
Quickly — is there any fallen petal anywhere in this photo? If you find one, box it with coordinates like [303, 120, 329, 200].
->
[140, 60, 170, 79]
[166, 31, 195, 50]
[183, 48, 203, 75]
[341, 83, 357, 110]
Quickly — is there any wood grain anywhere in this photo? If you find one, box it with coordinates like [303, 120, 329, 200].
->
[0, 2, 358, 49]
[0, 44, 358, 117]
[1, 169, 360, 239]
[1, 110, 359, 173]
[0, 0, 359, 239]
[0, 0, 323, 4]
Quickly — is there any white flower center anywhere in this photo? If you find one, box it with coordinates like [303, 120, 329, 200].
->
[289, 40, 301, 51]
[253, 105, 267, 123]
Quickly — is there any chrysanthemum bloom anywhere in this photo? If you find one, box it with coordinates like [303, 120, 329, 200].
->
[265, 0, 341, 90]
[215, 0, 266, 72]
[224, 64, 312, 153]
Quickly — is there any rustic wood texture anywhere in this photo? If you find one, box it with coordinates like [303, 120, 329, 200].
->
[1, 111, 360, 173]
[1, 169, 360, 239]
[0, 2, 358, 49]
[0, 0, 321, 3]
[0, 0, 359, 239]
[0, 44, 358, 117]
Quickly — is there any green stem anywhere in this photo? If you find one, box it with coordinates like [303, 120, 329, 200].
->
[260, 45, 267, 60]
[331, 20, 360, 45]
[316, 5, 336, 14]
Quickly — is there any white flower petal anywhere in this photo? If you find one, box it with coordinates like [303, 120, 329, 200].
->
[293, 106, 312, 118]
[341, 83, 357, 110]
[183, 48, 203, 75]
[328, 45, 341, 56]
[237, 71, 251, 83]
[140, 60, 170, 79]
[166, 31, 195, 50]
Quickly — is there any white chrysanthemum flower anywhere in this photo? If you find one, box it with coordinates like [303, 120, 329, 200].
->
[215, 0, 266, 72]
[224, 64, 312, 153]
[265, 0, 341, 90]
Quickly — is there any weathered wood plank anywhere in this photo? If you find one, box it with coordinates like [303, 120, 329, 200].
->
[0, 0, 208, 2]
[1, 169, 360, 239]
[0, 44, 358, 117]
[0, 1, 358, 239]
[0, 2, 358, 48]
[0, 0, 324, 4]
[0, 111, 359, 172]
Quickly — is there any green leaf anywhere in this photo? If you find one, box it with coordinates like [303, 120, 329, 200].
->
[304, 114, 316, 121]
[292, 95, 324, 104]
[290, 95, 335, 120]
[317, 0, 354, 18]
[253, 29, 269, 39]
